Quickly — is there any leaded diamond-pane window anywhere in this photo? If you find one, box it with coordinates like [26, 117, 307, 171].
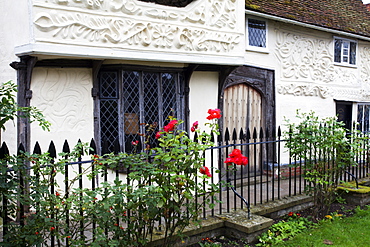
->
[248, 19, 266, 48]
[99, 68, 184, 154]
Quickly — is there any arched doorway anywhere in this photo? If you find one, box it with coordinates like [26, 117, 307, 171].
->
[220, 65, 275, 178]
[223, 83, 263, 136]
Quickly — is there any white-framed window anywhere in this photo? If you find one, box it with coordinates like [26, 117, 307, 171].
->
[334, 37, 357, 66]
[247, 18, 267, 51]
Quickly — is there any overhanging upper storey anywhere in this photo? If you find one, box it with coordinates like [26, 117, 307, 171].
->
[15, 0, 245, 65]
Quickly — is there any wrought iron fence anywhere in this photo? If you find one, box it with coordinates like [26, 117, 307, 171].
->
[0, 126, 369, 245]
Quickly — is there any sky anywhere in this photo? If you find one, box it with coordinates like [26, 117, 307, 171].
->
[363, 0, 370, 4]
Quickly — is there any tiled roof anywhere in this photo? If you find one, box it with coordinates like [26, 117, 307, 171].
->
[246, 0, 370, 38]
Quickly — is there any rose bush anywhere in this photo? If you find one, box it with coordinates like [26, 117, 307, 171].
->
[0, 109, 222, 246]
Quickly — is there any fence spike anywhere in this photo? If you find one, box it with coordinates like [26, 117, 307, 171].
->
[272, 127, 276, 138]
[76, 139, 83, 157]
[89, 139, 97, 155]
[252, 127, 257, 139]
[210, 132, 215, 143]
[62, 140, 70, 154]
[232, 128, 237, 141]
[259, 127, 264, 139]
[278, 126, 281, 137]
[102, 138, 109, 155]
[193, 132, 199, 142]
[0, 142, 9, 159]
[246, 128, 251, 140]
[48, 141, 57, 158]
[17, 143, 25, 155]
[33, 142, 42, 155]
[225, 128, 230, 143]
[239, 128, 244, 141]
[265, 127, 270, 139]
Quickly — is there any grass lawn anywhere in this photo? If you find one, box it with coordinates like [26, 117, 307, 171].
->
[275, 206, 370, 247]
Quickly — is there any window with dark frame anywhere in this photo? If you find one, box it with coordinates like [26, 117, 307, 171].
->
[99, 69, 185, 154]
[248, 18, 267, 48]
[334, 38, 357, 65]
[358, 104, 370, 133]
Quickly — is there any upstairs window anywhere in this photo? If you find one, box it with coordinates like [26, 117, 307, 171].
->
[99, 68, 185, 154]
[247, 18, 267, 49]
[334, 38, 357, 66]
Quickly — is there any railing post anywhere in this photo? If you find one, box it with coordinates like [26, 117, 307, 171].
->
[48, 141, 57, 247]
[0, 142, 9, 240]
[62, 140, 71, 246]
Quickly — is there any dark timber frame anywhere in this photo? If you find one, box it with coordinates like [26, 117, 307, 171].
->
[10, 57, 96, 152]
[9, 58, 275, 157]
[219, 65, 276, 134]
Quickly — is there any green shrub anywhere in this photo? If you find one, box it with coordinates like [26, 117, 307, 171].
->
[0, 110, 223, 246]
[257, 212, 316, 246]
[284, 110, 367, 216]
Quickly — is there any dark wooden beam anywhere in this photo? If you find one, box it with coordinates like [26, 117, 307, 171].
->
[35, 59, 93, 68]
[10, 56, 38, 152]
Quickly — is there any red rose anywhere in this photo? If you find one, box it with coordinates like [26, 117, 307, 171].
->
[191, 121, 199, 132]
[224, 149, 248, 166]
[206, 109, 221, 120]
[155, 132, 161, 139]
[163, 120, 178, 132]
[199, 166, 212, 177]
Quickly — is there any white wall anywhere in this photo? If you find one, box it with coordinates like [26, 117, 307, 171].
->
[0, 1, 32, 152]
[189, 71, 219, 129]
[16, 0, 245, 65]
[30, 67, 94, 153]
[244, 18, 370, 127]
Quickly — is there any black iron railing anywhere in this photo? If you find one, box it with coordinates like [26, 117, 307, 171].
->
[0, 126, 369, 245]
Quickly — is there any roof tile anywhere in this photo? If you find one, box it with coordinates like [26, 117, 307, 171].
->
[246, 0, 370, 37]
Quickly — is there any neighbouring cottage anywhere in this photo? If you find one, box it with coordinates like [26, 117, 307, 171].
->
[1, 0, 370, 172]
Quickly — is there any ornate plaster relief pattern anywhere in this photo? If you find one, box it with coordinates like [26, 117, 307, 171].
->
[277, 83, 333, 99]
[360, 47, 370, 90]
[31, 68, 92, 133]
[332, 67, 359, 86]
[333, 88, 364, 101]
[33, 0, 240, 53]
[275, 30, 334, 83]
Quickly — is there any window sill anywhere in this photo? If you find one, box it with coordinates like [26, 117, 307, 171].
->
[333, 63, 357, 69]
[246, 46, 269, 54]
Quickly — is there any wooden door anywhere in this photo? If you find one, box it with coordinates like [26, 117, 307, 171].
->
[223, 84, 263, 176]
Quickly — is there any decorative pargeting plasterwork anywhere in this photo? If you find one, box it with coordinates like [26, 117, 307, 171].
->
[334, 88, 369, 101]
[332, 67, 359, 86]
[37, 0, 237, 29]
[32, 0, 241, 53]
[360, 47, 370, 86]
[275, 31, 334, 83]
[31, 68, 93, 134]
[277, 84, 333, 99]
